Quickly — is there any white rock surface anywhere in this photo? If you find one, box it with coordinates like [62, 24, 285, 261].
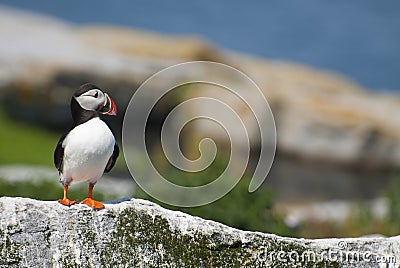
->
[0, 197, 399, 267]
[279, 198, 389, 228]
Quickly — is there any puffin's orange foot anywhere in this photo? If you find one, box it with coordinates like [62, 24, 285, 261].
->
[81, 198, 105, 210]
[58, 198, 78, 206]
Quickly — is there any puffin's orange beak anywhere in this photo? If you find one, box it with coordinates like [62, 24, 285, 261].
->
[100, 93, 117, 116]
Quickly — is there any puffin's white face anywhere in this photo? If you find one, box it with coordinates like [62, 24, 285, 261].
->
[75, 89, 106, 111]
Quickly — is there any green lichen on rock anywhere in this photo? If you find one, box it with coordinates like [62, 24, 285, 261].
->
[95, 206, 243, 267]
[0, 197, 398, 267]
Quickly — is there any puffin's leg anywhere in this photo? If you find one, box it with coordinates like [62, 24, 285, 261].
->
[58, 185, 78, 206]
[81, 183, 105, 210]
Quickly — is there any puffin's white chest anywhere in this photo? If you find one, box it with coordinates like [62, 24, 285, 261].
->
[62, 117, 115, 184]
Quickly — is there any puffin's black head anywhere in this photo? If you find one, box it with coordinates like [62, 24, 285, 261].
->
[71, 83, 117, 125]
[73, 83, 117, 115]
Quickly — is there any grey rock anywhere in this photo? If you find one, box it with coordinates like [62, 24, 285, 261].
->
[0, 197, 399, 267]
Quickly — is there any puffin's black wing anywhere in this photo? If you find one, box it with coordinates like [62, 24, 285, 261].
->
[105, 142, 119, 173]
[54, 132, 68, 174]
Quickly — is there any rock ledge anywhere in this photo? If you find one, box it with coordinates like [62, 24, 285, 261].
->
[0, 197, 399, 267]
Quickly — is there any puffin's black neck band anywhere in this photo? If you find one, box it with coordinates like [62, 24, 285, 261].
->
[71, 97, 99, 126]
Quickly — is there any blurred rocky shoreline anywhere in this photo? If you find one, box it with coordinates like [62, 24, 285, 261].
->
[0, 7, 399, 203]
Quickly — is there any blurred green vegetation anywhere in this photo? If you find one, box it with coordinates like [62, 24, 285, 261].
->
[138, 181, 291, 235]
[136, 156, 292, 236]
[0, 178, 116, 201]
[382, 175, 400, 236]
[0, 109, 58, 165]
[0, 108, 126, 169]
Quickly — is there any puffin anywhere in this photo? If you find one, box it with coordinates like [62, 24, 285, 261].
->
[54, 83, 119, 209]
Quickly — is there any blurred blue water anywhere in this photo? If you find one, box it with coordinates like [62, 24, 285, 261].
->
[1, 0, 399, 91]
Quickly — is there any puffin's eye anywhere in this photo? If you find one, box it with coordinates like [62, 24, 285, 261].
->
[94, 92, 99, 98]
